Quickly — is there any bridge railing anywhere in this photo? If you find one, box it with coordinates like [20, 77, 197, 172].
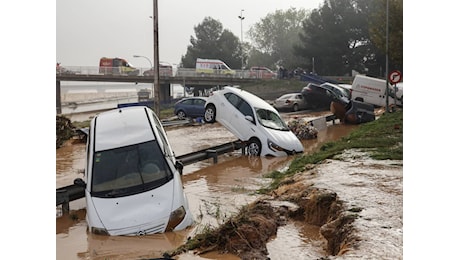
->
[57, 66, 353, 83]
[58, 66, 260, 79]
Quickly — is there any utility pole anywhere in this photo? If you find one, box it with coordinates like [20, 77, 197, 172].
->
[238, 9, 245, 70]
[385, 0, 389, 113]
[153, 0, 160, 117]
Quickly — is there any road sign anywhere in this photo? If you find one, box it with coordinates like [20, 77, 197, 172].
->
[389, 70, 402, 84]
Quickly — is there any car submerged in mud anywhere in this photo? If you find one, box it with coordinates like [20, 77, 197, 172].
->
[74, 106, 194, 236]
[203, 86, 304, 157]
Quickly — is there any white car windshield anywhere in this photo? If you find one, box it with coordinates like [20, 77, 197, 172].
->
[255, 108, 289, 131]
[91, 140, 173, 198]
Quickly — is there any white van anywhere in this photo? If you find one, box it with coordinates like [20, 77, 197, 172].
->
[351, 74, 403, 107]
[74, 106, 194, 236]
[196, 58, 235, 76]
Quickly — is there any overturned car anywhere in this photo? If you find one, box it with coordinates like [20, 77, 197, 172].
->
[330, 97, 375, 124]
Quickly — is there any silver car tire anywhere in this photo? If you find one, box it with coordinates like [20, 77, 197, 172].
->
[204, 105, 216, 123]
[293, 103, 299, 112]
[246, 138, 261, 156]
[177, 110, 186, 120]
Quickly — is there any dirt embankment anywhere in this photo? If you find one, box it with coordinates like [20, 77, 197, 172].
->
[169, 170, 358, 259]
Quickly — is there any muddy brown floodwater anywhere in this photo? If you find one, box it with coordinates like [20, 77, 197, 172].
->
[56, 111, 360, 260]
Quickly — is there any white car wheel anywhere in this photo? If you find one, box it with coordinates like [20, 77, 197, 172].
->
[246, 138, 261, 156]
[204, 105, 216, 123]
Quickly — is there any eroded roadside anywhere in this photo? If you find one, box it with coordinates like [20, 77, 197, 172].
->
[167, 150, 402, 259]
[167, 109, 403, 259]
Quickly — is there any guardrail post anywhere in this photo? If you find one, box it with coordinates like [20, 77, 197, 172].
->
[206, 149, 218, 164]
[57, 190, 69, 214]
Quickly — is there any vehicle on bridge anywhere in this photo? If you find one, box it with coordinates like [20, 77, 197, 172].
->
[249, 66, 277, 79]
[99, 57, 140, 76]
[196, 58, 235, 77]
[143, 62, 173, 77]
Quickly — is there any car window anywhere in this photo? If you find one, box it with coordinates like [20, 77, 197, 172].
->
[91, 141, 173, 197]
[310, 86, 323, 93]
[329, 87, 343, 98]
[182, 99, 193, 105]
[255, 108, 289, 131]
[224, 92, 255, 123]
[194, 99, 206, 106]
[280, 94, 291, 99]
[238, 99, 253, 119]
[224, 93, 240, 107]
[149, 110, 175, 160]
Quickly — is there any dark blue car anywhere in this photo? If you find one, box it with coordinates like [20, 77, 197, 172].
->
[174, 97, 207, 119]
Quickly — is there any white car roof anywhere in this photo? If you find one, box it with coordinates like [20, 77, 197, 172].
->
[93, 106, 156, 152]
[222, 86, 276, 111]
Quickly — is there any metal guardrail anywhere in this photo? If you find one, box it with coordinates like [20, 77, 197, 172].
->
[56, 115, 338, 213]
[56, 140, 245, 213]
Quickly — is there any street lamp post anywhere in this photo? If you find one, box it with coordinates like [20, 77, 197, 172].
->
[133, 55, 152, 69]
[152, 0, 161, 117]
[133, 55, 154, 104]
[238, 9, 245, 70]
[385, 0, 389, 113]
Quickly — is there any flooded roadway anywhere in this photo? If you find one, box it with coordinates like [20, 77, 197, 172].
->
[56, 111, 359, 259]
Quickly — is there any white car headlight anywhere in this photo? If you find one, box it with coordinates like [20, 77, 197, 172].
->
[165, 206, 186, 231]
[267, 139, 284, 152]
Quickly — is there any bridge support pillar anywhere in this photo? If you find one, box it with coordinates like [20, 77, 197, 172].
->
[56, 80, 62, 114]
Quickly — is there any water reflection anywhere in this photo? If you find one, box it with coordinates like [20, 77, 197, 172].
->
[182, 154, 293, 229]
[267, 222, 326, 259]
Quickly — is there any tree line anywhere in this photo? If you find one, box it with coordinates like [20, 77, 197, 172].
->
[180, 0, 402, 78]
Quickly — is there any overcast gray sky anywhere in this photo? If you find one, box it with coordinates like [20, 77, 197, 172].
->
[56, 0, 324, 68]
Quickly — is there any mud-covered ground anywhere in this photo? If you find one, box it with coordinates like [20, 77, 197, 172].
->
[56, 111, 402, 259]
[167, 149, 403, 260]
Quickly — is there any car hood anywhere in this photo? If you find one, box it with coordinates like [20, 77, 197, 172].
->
[262, 127, 304, 154]
[89, 180, 175, 235]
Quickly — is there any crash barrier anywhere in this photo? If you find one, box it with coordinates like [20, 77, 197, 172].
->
[177, 140, 245, 166]
[56, 115, 337, 213]
[56, 140, 245, 213]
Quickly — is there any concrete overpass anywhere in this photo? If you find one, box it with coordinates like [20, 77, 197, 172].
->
[56, 69, 259, 114]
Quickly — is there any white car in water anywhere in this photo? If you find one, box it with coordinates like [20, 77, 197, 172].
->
[74, 106, 194, 236]
[203, 86, 304, 157]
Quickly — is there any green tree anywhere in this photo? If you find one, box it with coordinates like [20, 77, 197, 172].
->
[247, 8, 309, 70]
[180, 17, 242, 69]
[294, 0, 390, 76]
[369, 0, 403, 72]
